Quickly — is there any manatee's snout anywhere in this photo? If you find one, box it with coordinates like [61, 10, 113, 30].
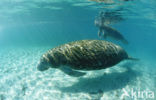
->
[37, 61, 50, 71]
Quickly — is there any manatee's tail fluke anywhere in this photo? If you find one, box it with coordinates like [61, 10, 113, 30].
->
[127, 56, 139, 61]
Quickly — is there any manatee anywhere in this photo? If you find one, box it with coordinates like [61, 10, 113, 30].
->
[95, 15, 128, 44]
[98, 25, 128, 44]
[37, 40, 137, 77]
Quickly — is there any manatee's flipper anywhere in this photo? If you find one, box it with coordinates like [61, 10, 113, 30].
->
[103, 30, 107, 39]
[98, 28, 103, 38]
[59, 66, 86, 77]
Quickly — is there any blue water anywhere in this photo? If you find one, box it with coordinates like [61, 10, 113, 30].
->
[0, 0, 156, 100]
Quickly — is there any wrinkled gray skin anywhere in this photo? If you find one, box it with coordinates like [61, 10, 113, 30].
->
[37, 40, 130, 77]
[95, 12, 128, 44]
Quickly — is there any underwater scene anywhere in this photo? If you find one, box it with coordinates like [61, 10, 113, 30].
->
[0, 0, 156, 100]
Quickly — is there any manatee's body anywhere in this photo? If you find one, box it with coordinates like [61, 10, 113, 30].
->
[100, 25, 129, 44]
[37, 40, 133, 77]
[94, 12, 128, 44]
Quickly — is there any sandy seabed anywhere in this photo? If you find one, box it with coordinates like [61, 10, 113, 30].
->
[0, 46, 155, 100]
